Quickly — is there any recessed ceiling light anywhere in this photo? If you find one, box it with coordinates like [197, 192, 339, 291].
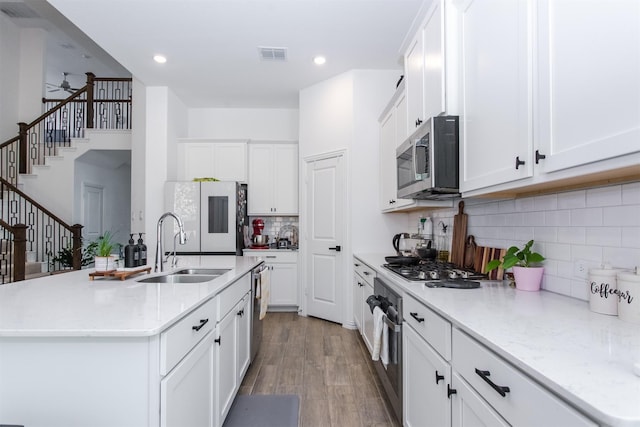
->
[153, 54, 167, 64]
[313, 55, 326, 65]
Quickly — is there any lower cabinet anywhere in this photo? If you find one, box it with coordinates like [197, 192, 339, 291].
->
[403, 322, 451, 427]
[262, 251, 298, 310]
[161, 331, 217, 427]
[450, 372, 509, 427]
[353, 257, 376, 354]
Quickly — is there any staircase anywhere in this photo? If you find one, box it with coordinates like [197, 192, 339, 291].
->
[0, 73, 132, 283]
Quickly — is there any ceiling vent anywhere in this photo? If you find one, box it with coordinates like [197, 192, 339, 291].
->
[258, 47, 287, 62]
[0, 2, 39, 18]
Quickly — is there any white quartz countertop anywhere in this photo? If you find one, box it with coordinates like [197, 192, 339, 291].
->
[0, 256, 262, 338]
[355, 253, 640, 427]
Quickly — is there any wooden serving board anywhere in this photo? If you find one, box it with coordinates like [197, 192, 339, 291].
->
[450, 201, 468, 267]
[473, 246, 506, 280]
[89, 267, 151, 281]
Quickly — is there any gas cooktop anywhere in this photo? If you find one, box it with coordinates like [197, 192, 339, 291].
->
[383, 260, 484, 289]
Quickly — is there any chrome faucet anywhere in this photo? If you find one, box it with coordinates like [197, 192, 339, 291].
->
[155, 212, 187, 272]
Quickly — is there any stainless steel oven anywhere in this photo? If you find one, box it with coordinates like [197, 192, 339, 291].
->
[368, 277, 403, 424]
[396, 116, 459, 200]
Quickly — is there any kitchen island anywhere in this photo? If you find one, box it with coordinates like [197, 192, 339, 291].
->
[0, 255, 263, 427]
[355, 253, 640, 427]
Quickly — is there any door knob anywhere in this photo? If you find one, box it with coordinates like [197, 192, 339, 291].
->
[329, 245, 341, 252]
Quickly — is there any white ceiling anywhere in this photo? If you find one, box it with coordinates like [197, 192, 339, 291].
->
[39, 0, 426, 108]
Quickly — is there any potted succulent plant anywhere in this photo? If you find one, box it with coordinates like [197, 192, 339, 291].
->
[94, 231, 117, 272]
[486, 240, 545, 291]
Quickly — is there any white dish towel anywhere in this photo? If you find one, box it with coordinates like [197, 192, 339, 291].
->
[259, 268, 270, 320]
[372, 306, 390, 367]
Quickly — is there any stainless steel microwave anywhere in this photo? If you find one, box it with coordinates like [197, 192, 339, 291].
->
[396, 116, 459, 199]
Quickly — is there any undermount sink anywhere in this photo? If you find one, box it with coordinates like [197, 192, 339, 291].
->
[137, 274, 217, 284]
[174, 268, 231, 276]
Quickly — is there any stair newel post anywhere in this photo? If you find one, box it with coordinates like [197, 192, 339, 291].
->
[13, 224, 27, 281]
[85, 72, 95, 129]
[71, 224, 83, 271]
[18, 122, 28, 176]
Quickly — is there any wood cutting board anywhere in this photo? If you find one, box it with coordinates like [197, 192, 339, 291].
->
[450, 201, 468, 267]
[473, 246, 506, 280]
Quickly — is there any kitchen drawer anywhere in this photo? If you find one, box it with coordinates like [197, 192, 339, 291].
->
[403, 293, 451, 360]
[261, 251, 298, 263]
[217, 274, 251, 320]
[353, 258, 376, 284]
[452, 328, 596, 427]
[160, 297, 216, 375]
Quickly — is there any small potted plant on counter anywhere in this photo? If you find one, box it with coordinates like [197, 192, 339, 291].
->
[486, 240, 545, 291]
[94, 231, 117, 272]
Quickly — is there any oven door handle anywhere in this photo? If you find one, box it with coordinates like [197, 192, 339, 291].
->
[383, 315, 401, 333]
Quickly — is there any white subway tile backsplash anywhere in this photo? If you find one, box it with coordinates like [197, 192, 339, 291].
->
[571, 245, 604, 262]
[557, 189, 586, 209]
[523, 211, 545, 226]
[602, 247, 640, 269]
[585, 227, 621, 247]
[555, 260, 573, 278]
[557, 226, 585, 245]
[505, 213, 524, 226]
[622, 181, 640, 205]
[498, 200, 516, 213]
[544, 210, 571, 226]
[534, 227, 557, 243]
[621, 227, 640, 249]
[543, 276, 571, 295]
[570, 208, 603, 226]
[570, 279, 589, 301]
[586, 185, 622, 207]
[544, 243, 572, 261]
[603, 206, 640, 226]
[534, 194, 558, 211]
[514, 226, 535, 241]
[488, 214, 506, 227]
[515, 197, 535, 212]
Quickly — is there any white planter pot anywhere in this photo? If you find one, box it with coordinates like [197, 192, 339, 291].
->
[512, 266, 544, 292]
[95, 256, 116, 272]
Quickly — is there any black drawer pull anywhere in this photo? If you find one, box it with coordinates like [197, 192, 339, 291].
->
[237, 308, 244, 317]
[475, 368, 510, 397]
[447, 384, 457, 398]
[435, 371, 444, 384]
[215, 337, 221, 345]
[410, 312, 425, 323]
[192, 318, 209, 331]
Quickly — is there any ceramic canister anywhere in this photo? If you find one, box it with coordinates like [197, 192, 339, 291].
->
[588, 265, 624, 315]
[617, 269, 640, 323]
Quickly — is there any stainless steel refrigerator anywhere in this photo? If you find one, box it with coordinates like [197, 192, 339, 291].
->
[164, 181, 248, 255]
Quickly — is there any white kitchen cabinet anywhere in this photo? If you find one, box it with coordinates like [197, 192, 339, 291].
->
[404, 320, 451, 427]
[260, 251, 298, 310]
[177, 140, 248, 182]
[404, 0, 447, 133]
[352, 271, 364, 330]
[247, 143, 298, 215]
[161, 330, 216, 427]
[535, 0, 640, 173]
[353, 257, 376, 354]
[236, 293, 251, 381]
[451, 372, 509, 427]
[453, 0, 534, 193]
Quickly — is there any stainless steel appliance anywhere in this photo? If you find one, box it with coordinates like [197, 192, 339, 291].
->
[367, 277, 403, 424]
[384, 259, 484, 288]
[164, 181, 248, 254]
[396, 116, 459, 200]
[251, 262, 267, 361]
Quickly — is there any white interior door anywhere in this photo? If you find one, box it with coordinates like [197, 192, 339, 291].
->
[82, 183, 104, 242]
[306, 155, 344, 324]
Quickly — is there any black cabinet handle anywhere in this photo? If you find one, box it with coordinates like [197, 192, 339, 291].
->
[410, 312, 425, 323]
[435, 371, 445, 384]
[415, 118, 423, 127]
[354, 263, 361, 267]
[535, 150, 546, 164]
[329, 246, 341, 252]
[363, 271, 370, 276]
[237, 308, 244, 317]
[475, 368, 510, 397]
[357, 281, 364, 287]
[215, 337, 221, 345]
[192, 318, 209, 331]
[515, 156, 525, 170]
[447, 384, 457, 398]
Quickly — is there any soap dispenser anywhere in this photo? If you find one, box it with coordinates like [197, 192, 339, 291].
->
[124, 234, 139, 268]
[137, 233, 147, 266]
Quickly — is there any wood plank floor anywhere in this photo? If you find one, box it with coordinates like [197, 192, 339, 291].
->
[239, 312, 401, 427]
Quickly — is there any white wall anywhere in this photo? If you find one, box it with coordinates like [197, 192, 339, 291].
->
[130, 78, 147, 240]
[18, 28, 46, 122]
[0, 13, 20, 138]
[408, 181, 640, 300]
[188, 108, 298, 140]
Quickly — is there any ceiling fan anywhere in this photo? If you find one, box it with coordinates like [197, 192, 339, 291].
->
[46, 72, 79, 94]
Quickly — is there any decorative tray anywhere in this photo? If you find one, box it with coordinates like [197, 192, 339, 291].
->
[89, 267, 151, 281]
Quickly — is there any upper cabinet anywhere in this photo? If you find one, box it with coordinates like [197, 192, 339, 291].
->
[177, 140, 248, 182]
[248, 142, 298, 216]
[449, 0, 640, 197]
[404, 0, 447, 133]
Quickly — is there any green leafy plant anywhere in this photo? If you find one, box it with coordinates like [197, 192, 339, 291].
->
[95, 231, 116, 257]
[51, 240, 98, 268]
[486, 240, 545, 271]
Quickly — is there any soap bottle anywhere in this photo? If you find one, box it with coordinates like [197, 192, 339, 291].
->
[137, 233, 147, 266]
[124, 234, 139, 268]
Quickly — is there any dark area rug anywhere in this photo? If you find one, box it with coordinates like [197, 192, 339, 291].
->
[223, 394, 299, 427]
